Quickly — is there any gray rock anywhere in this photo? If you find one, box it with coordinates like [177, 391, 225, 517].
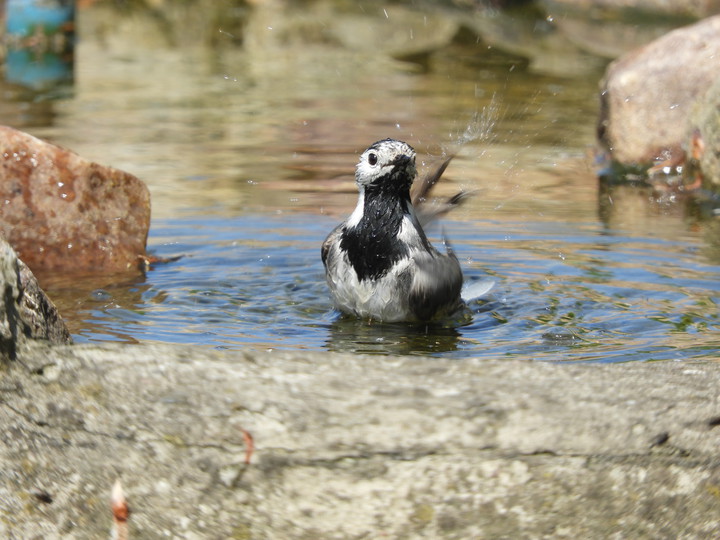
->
[689, 75, 720, 189]
[598, 15, 720, 166]
[2, 342, 720, 538]
[0, 239, 71, 361]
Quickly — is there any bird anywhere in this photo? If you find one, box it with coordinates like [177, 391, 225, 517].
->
[321, 138, 468, 323]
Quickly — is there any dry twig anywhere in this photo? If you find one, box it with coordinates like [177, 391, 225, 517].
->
[111, 479, 130, 540]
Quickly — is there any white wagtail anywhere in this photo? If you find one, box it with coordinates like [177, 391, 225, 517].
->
[321, 138, 470, 322]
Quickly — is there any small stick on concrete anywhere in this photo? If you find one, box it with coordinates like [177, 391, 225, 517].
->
[241, 429, 254, 465]
[111, 479, 130, 540]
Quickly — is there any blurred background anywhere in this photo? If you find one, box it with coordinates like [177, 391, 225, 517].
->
[1, 0, 718, 361]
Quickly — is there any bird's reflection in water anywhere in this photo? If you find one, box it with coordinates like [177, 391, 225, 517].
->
[326, 316, 465, 356]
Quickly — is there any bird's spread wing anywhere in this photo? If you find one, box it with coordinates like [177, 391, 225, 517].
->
[416, 190, 474, 228]
[411, 154, 455, 205]
[411, 154, 472, 228]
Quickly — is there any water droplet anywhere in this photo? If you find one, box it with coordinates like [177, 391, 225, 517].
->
[91, 289, 112, 301]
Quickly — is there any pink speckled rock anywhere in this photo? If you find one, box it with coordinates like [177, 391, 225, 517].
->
[0, 126, 150, 275]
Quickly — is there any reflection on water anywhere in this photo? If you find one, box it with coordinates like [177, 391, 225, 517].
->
[5, 2, 720, 362]
[327, 319, 464, 356]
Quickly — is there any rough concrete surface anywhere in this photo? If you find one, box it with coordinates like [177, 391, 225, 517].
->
[1, 343, 719, 539]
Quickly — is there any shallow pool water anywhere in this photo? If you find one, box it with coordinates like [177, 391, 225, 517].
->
[7, 2, 720, 362]
[47, 210, 718, 362]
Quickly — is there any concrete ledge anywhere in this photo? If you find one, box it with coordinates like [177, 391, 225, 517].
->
[2, 343, 719, 538]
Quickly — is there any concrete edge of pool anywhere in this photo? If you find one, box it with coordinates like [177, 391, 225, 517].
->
[3, 342, 719, 538]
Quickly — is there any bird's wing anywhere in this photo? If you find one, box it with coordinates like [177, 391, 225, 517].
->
[415, 190, 474, 228]
[408, 248, 463, 321]
[411, 154, 472, 228]
[321, 224, 343, 269]
[411, 154, 455, 205]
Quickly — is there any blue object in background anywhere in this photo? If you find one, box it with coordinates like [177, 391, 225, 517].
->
[4, 0, 75, 92]
[6, 0, 75, 37]
[5, 48, 72, 89]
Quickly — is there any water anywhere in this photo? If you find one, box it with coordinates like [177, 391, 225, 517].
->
[6, 3, 720, 362]
[45, 208, 720, 362]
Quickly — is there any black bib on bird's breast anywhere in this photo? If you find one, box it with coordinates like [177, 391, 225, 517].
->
[340, 189, 411, 282]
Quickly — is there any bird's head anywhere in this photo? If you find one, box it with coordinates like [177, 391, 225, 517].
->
[355, 138, 417, 193]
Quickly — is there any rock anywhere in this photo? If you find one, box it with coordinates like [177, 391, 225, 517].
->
[0, 125, 150, 276]
[688, 75, 720, 189]
[0, 239, 71, 361]
[2, 343, 720, 537]
[597, 16, 720, 167]
[541, 0, 718, 19]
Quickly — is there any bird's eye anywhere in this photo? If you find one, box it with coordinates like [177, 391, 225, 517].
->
[368, 152, 378, 166]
